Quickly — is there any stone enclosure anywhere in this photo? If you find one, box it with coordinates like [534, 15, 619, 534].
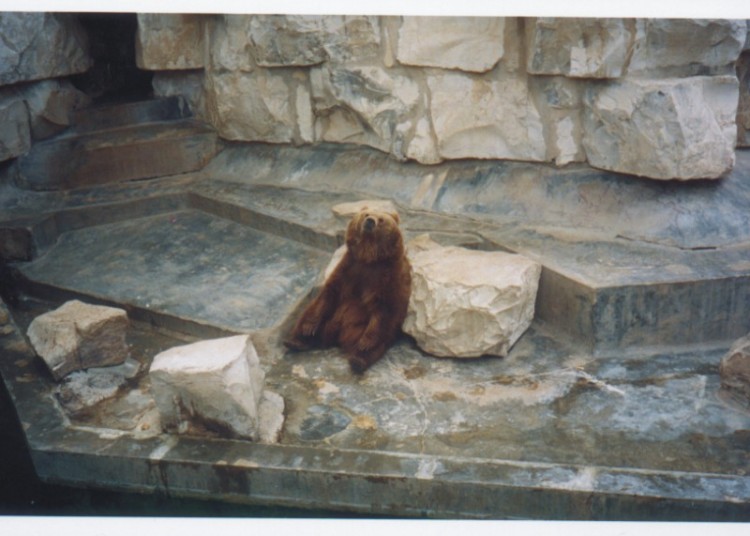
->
[2, 14, 750, 181]
[3, 12, 750, 520]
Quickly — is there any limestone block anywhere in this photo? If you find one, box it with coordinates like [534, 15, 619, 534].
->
[403, 244, 542, 358]
[249, 15, 380, 67]
[628, 19, 746, 77]
[20, 79, 91, 140]
[397, 17, 505, 73]
[720, 335, 750, 408]
[27, 300, 129, 381]
[426, 71, 546, 162]
[332, 199, 399, 218]
[527, 18, 633, 78]
[205, 70, 297, 143]
[149, 335, 283, 441]
[0, 96, 31, 163]
[311, 64, 430, 160]
[208, 15, 255, 72]
[136, 14, 205, 70]
[0, 13, 91, 86]
[583, 76, 738, 180]
[737, 52, 750, 147]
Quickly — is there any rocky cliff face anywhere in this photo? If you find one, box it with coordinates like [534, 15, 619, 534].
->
[2, 13, 750, 181]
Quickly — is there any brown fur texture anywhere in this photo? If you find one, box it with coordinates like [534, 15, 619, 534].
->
[285, 208, 412, 374]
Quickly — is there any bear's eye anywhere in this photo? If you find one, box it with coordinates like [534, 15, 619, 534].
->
[378, 217, 384, 224]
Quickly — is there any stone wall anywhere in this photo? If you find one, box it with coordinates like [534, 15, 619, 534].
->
[140, 15, 750, 181]
[0, 13, 92, 163]
[2, 14, 750, 182]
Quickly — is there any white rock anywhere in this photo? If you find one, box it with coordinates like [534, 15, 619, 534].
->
[148, 335, 268, 440]
[426, 71, 546, 162]
[0, 96, 31, 163]
[248, 15, 380, 67]
[135, 14, 205, 70]
[583, 76, 738, 180]
[207, 15, 255, 72]
[397, 17, 505, 73]
[27, 300, 129, 381]
[0, 13, 91, 85]
[526, 18, 633, 79]
[258, 391, 286, 443]
[403, 246, 542, 358]
[311, 64, 422, 158]
[205, 70, 296, 143]
[628, 19, 745, 76]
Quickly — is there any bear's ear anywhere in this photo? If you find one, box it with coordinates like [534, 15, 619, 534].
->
[389, 212, 400, 224]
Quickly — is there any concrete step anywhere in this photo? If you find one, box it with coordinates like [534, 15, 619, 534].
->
[70, 96, 192, 134]
[16, 119, 220, 191]
[15, 96, 220, 191]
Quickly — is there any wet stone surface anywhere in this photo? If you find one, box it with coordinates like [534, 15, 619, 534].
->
[2, 144, 750, 518]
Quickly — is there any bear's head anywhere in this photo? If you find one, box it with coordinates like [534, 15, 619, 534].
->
[345, 208, 404, 264]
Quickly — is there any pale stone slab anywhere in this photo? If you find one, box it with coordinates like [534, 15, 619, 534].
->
[530, 76, 585, 166]
[397, 16, 505, 73]
[205, 70, 296, 143]
[526, 18, 633, 78]
[583, 76, 738, 180]
[403, 245, 542, 358]
[0, 13, 90, 86]
[628, 19, 746, 77]
[720, 335, 750, 408]
[207, 15, 255, 73]
[311, 64, 423, 159]
[135, 14, 205, 70]
[426, 71, 546, 162]
[0, 97, 31, 163]
[27, 300, 129, 381]
[248, 15, 380, 67]
[149, 335, 268, 441]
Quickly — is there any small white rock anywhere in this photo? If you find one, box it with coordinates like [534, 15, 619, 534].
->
[149, 335, 270, 441]
[27, 300, 129, 381]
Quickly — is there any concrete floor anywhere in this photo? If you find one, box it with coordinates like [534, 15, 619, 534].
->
[1, 142, 750, 519]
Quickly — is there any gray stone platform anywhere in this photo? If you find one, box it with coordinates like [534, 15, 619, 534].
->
[1, 143, 750, 519]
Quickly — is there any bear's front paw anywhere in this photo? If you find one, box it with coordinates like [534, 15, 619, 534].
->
[297, 317, 320, 337]
[348, 355, 369, 375]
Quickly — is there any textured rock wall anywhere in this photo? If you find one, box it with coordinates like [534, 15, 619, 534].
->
[139, 15, 748, 181]
[0, 13, 91, 163]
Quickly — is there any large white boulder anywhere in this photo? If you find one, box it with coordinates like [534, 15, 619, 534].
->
[582, 76, 738, 180]
[404, 243, 542, 358]
[396, 17, 505, 73]
[149, 335, 284, 442]
[27, 300, 129, 381]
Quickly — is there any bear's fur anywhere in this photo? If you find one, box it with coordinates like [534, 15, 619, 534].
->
[285, 208, 412, 374]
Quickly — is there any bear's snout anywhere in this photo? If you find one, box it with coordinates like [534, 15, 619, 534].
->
[363, 216, 376, 232]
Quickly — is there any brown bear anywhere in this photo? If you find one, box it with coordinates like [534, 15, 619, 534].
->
[285, 208, 412, 374]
